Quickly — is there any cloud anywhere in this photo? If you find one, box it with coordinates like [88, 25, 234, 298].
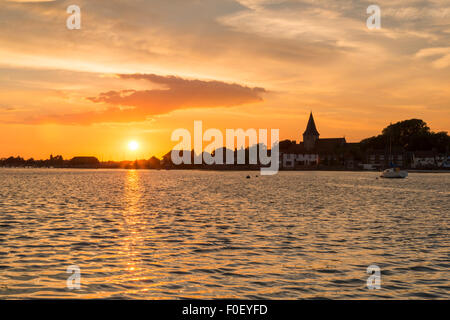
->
[38, 74, 266, 124]
[415, 47, 450, 69]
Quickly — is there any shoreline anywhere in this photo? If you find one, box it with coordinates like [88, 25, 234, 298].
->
[1, 167, 449, 173]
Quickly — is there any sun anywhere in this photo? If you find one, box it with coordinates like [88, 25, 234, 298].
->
[128, 140, 139, 151]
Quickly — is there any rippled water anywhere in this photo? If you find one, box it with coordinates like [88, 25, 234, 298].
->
[0, 169, 448, 299]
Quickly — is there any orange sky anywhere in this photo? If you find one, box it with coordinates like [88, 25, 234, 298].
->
[0, 0, 449, 160]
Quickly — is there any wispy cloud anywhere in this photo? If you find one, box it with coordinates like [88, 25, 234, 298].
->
[416, 47, 450, 69]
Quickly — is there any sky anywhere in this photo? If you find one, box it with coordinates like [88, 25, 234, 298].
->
[0, 0, 449, 160]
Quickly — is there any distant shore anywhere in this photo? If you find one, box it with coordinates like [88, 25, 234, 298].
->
[1, 166, 449, 173]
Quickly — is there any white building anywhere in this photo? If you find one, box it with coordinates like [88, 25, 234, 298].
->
[282, 153, 319, 168]
[412, 151, 436, 168]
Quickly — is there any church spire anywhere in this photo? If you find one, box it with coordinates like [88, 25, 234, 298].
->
[303, 112, 320, 136]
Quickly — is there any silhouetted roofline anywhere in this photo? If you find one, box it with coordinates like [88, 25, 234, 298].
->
[303, 112, 320, 136]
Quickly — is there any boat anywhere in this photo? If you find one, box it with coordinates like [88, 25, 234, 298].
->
[380, 136, 408, 178]
[381, 167, 408, 178]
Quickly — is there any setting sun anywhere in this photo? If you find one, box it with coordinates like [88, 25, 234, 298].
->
[128, 141, 139, 151]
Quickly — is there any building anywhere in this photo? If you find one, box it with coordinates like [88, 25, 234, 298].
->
[303, 112, 320, 151]
[412, 151, 436, 168]
[280, 142, 319, 168]
[439, 156, 450, 168]
[280, 112, 347, 169]
[365, 148, 405, 169]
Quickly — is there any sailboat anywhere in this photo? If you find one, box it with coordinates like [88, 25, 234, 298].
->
[381, 166, 408, 178]
[380, 136, 408, 179]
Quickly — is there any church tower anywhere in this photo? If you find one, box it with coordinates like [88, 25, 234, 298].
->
[303, 112, 320, 151]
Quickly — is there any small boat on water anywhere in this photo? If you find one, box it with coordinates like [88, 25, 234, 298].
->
[380, 136, 408, 179]
[381, 167, 408, 179]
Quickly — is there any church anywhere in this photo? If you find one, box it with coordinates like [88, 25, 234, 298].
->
[279, 112, 347, 168]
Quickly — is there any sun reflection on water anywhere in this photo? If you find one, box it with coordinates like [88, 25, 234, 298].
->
[122, 170, 146, 278]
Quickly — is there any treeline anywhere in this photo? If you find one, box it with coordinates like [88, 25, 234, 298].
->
[0, 154, 64, 167]
[0, 155, 162, 169]
[360, 119, 450, 153]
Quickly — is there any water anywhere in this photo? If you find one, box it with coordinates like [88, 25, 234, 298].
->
[0, 169, 448, 299]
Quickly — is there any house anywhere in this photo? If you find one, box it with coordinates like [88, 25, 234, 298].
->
[366, 148, 405, 168]
[441, 156, 450, 168]
[280, 143, 319, 168]
[436, 155, 450, 168]
[412, 151, 436, 168]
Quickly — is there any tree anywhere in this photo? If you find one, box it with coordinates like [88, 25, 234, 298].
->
[361, 119, 450, 153]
